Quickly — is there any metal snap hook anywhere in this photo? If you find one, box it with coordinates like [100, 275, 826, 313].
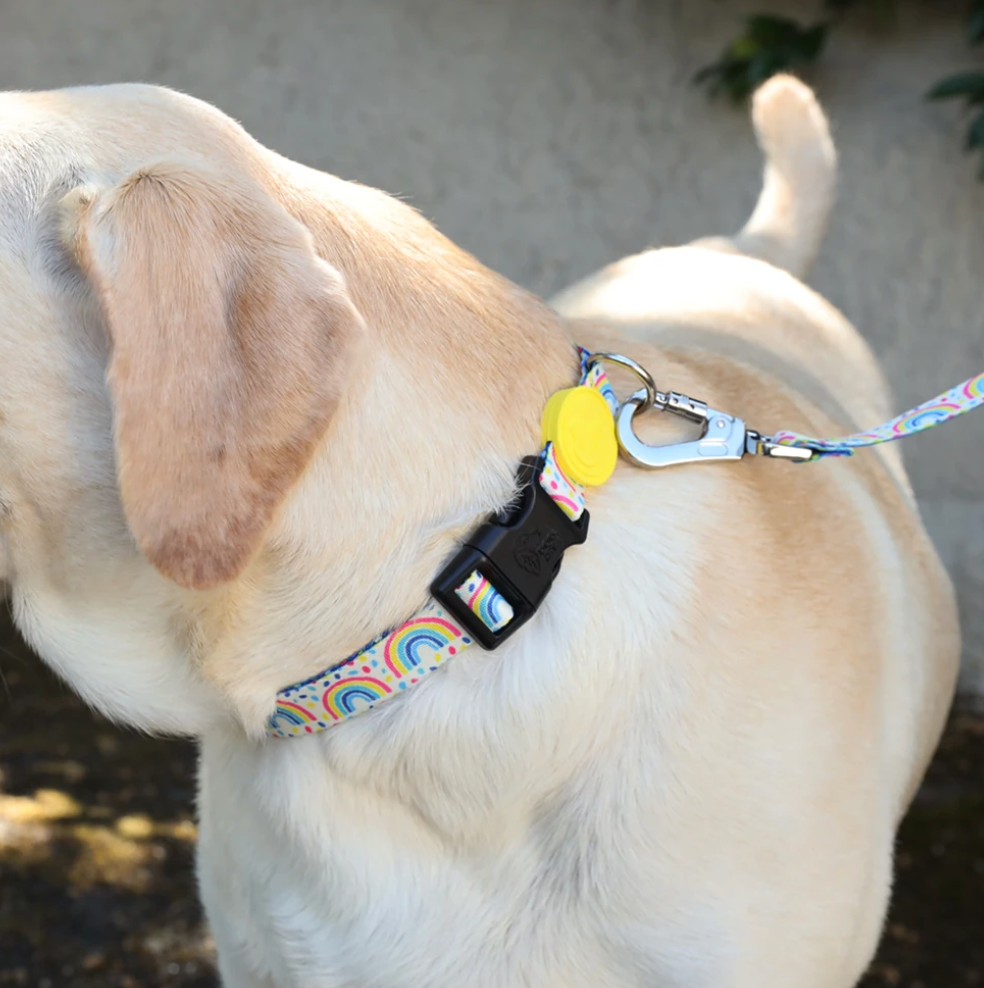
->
[616, 389, 752, 469]
[584, 351, 814, 469]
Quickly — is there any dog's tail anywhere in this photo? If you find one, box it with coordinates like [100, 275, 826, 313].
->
[695, 74, 837, 281]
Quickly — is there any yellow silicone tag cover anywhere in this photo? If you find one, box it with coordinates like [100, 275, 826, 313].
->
[541, 386, 617, 486]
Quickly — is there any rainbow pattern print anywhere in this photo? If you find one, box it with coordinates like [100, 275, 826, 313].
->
[538, 443, 586, 521]
[382, 612, 471, 677]
[454, 570, 514, 632]
[268, 601, 470, 738]
[582, 359, 619, 415]
[772, 370, 984, 459]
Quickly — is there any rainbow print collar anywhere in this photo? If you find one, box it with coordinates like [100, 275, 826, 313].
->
[268, 598, 485, 736]
[267, 350, 618, 738]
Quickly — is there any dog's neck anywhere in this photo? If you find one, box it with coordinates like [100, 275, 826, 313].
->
[198, 161, 580, 737]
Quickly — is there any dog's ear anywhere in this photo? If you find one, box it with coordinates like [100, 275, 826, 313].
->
[69, 160, 365, 590]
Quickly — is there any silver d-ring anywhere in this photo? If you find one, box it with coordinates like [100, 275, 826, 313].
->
[585, 352, 659, 411]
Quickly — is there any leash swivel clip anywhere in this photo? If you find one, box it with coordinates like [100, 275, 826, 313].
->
[585, 352, 813, 469]
[616, 389, 813, 469]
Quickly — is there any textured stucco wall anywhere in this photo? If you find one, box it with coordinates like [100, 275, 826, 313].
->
[2, 0, 983, 693]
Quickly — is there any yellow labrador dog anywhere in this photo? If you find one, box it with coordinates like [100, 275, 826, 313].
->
[0, 75, 959, 987]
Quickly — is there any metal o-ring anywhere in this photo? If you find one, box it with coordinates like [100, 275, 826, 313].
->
[584, 352, 659, 412]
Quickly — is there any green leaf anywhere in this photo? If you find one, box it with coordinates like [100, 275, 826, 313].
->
[745, 15, 802, 50]
[729, 35, 760, 60]
[965, 110, 984, 151]
[824, 0, 895, 21]
[748, 51, 786, 86]
[798, 23, 829, 61]
[969, 0, 984, 44]
[723, 63, 755, 102]
[695, 12, 828, 104]
[927, 72, 984, 102]
[693, 57, 754, 102]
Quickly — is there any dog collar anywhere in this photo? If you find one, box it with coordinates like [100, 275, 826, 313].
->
[267, 349, 618, 738]
[266, 341, 984, 738]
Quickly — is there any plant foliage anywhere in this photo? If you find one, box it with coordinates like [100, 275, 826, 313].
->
[692, 0, 893, 103]
[925, 0, 984, 174]
[693, 15, 827, 101]
[695, 0, 984, 178]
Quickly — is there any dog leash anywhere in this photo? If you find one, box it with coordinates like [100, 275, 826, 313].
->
[769, 371, 984, 459]
[595, 352, 984, 467]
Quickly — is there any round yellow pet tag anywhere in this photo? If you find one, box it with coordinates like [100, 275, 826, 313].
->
[541, 386, 618, 486]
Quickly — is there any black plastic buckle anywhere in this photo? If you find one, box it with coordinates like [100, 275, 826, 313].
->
[430, 452, 589, 650]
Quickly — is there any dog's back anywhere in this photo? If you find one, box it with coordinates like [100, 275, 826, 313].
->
[546, 75, 960, 984]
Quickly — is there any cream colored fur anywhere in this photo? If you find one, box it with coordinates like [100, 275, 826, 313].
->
[0, 76, 958, 987]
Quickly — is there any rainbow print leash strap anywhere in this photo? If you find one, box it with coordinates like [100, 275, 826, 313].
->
[772, 371, 984, 460]
[267, 351, 612, 739]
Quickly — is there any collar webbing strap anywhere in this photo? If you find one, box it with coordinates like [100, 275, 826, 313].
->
[267, 350, 612, 738]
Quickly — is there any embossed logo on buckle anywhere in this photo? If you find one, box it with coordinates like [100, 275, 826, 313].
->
[514, 528, 560, 575]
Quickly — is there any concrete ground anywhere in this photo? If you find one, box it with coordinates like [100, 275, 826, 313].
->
[1, 0, 983, 691]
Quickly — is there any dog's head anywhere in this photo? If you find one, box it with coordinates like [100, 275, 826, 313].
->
[0, 85, 572, 736]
